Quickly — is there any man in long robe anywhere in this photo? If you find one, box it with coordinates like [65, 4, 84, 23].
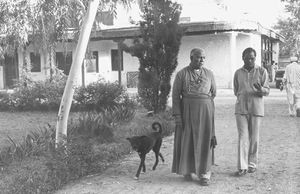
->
[283, 56, 300, 117]
[233, 47, 269, 176]
[171, 48, 217, 186]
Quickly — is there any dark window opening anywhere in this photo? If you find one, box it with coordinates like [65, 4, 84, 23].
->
[30, 53, 41, 72]
[111, 49, 123, 71]
[56, 52, 72, 75]
[85, 51, 99, 73]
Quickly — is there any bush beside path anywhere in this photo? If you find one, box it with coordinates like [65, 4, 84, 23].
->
[56, 90, 300, 194]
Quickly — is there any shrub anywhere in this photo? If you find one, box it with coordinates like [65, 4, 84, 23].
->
[0, 92, 13, 111]
[0, 106, 174, 193]
[102, 105, 136, 126]
[7, 75, 67, 111]
[0, 78, 138, 112]
[0, 124, 55, 164]
[69, 111, 115, 144]
[73, 81, 135, 112]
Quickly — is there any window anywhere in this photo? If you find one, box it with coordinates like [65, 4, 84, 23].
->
[56, 52, 72, 75]
[84, 51, 98, 73]
[111, 49, 123, 71]
[261, 37, 273, 65]
[30, 53, 41, 72]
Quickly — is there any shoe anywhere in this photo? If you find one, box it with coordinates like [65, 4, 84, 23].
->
[248, 167, 256, 173]
[199, 178, 209, 186]
[296, 109, 300, 117]
[235, 169, 247, 176]
[183, 174, 193, 181]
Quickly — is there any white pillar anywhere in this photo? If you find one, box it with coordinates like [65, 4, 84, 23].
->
[272, 42, 279, 63]
[0, 66, 4, 89]
[248, 33, 261, 65]
[229, 32, 237, 88]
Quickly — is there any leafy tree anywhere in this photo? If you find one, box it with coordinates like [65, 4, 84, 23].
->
[274, 0, 300, 56]
[122, 0, 184, 113]
[0, 0, 133, 144]
[0, 0, 131, 67]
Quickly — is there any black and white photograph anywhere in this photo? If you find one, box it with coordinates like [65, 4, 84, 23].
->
[0, 0, 299, 193]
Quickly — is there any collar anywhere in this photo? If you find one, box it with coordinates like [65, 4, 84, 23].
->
[242, 65, 259, 72]
[188, 64, 204, 71]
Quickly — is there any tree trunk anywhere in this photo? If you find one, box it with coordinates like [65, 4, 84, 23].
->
[55, 0, 100, 145]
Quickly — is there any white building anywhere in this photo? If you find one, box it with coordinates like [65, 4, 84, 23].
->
[0, 0, 284, 90]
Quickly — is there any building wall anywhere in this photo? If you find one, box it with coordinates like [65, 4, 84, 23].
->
[15, 31, 266, 90]
[174, 33, 231, 88]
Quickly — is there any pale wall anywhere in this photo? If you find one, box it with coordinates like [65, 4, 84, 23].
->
[16, 32, 265, 90]
[174, 33, 231, 88]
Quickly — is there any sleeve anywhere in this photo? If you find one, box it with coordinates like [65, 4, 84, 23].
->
[172, 71, 183, 116]
[283, 67, 287, 85]
[233, 71, 238, 96]
[210, 71, 217, 99]
[258, 68, 270, 96]
[285, 66, 291, 84]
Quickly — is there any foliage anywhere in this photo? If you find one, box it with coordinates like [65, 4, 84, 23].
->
[69, 111, 115, 143]
[0, 106, 175, 193]
[73, 81, 137, 112]
[0, 124, 55, 166]
[0, 0, 133, 59]
[0, 92, 13, 111]
[0, 78, 137, 112]
[0, 73, 68, 111]
[121, 0, 184, 113]
[274, 0, 300, 56]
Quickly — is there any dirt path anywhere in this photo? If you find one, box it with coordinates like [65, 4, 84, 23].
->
[56, 89, 300, 194]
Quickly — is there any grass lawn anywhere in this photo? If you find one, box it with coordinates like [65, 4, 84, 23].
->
[0, 112, 58, 148]
[0, 107, 174, 193]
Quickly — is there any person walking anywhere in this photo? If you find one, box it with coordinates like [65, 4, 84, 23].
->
[233, 47, 270, 176]
[283, 56, 300, 117]
[271, 61, 278, 82]
[171, 48, 217, 186]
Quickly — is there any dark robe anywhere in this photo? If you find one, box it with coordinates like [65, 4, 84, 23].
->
[171, 66, 216, 176]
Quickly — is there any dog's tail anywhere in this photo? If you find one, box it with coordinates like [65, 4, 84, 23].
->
[152, 122, 162, 133]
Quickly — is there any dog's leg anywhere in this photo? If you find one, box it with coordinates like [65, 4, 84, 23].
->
[142, 162, 146, 173]
[135, 154, 146, 180]
[152, 152, 159, 170]
[159, 152, 165, 162]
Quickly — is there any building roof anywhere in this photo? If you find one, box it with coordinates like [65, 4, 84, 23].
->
[90, 20, 284, 42]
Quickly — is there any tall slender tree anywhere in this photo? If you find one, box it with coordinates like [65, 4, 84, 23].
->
[55, 0, 100, 145]
[122, 0, 184, 113]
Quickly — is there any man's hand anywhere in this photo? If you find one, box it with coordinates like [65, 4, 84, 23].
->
[210, 136, 217, 148]
[253, 82, 262, 91]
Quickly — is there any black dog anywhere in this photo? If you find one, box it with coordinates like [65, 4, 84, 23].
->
[126, 122, 165, 180]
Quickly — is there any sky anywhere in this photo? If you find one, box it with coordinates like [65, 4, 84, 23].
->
[176, 0, 288, 28]
[111, 0, 289, 29]
[221, 0, 288, 27]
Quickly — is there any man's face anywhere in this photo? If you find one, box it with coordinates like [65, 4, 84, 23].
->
[243, 51, 256, 68]
[190, 52, 205, 69]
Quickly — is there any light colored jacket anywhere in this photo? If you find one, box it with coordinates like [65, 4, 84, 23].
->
[233, 65, 270, 116]
[284, 62, 300, 91]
